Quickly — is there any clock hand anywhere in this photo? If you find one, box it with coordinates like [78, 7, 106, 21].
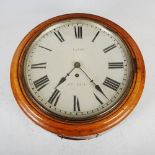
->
[95, 85, 109, 100]
[79, 67, 109, 100]
[55, 62, 81, 89]
[55, 67, 75, 89]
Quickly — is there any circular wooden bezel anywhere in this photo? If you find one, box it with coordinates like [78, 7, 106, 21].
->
[10, 13, 145, 140]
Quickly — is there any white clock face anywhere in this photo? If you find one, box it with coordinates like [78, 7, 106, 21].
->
[24, 19, 133, 120]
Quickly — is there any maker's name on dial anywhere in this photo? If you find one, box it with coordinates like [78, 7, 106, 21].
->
[73, 48, 85, 52]
[67, 82, 87, 86]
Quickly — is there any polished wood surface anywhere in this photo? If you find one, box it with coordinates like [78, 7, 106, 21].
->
[10, 13, 145, 140]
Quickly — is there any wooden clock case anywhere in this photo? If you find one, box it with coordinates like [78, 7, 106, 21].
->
[10, 13, 145, 140]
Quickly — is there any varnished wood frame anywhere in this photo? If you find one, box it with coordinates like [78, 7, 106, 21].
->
[10, 13, 145, 140]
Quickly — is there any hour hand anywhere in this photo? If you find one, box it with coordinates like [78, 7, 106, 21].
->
[55, 67, 75, 88]
[55, 77, 66, 88]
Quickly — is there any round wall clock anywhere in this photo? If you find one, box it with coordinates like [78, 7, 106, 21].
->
[10, 13, 145, 140]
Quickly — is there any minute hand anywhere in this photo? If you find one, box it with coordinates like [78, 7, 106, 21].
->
[79, 67, 109, 100]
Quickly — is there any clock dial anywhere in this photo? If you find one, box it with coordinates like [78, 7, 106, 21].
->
[24, 19, 133, 120]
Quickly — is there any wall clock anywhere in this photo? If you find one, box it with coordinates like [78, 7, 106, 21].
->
[10, 13, 145, 140]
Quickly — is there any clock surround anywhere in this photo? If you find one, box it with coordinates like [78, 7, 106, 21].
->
[10, 13, 145, 140]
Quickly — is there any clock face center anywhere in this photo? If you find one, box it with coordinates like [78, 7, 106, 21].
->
[23, 19, 133, 120]
[74, 62, 81, 68]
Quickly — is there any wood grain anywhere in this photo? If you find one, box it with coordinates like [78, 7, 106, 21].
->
[10, 13, 145, 140]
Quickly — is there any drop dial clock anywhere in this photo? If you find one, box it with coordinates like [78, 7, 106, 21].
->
[11, 13, 145, 140]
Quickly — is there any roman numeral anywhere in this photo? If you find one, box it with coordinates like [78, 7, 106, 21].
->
[94, 93, 103, 104]
[103, 77, 120, 91]
[74, 95, 80, 111]
[103, 44, 117, 53]
[92, 31, 100, 42]
[74, 26, 82, 39]
[108, 62, 124, 69]
[48, 89, 61, 106]
[54, 31, 65, 42]
[33, 75, 49, 91]
[31, 62, 47, 69]
[38, 45, 52, 52]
